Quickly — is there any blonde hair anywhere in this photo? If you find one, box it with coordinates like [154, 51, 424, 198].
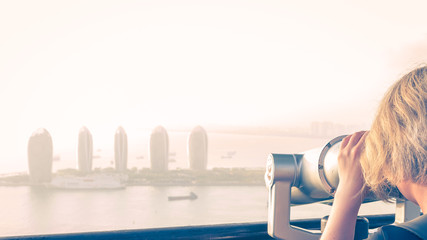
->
[362, 66, 427, 200]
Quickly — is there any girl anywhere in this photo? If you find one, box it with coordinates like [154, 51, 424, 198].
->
[321, 66, 427, 240]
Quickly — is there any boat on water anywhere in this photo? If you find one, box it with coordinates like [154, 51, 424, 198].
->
[45, 173, 128, 190]
[168, 192, 198, 201]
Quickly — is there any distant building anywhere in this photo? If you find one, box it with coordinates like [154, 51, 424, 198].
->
[310, 121, 367, 137]
[28, 128, 53, 183]
[114, 126, 128, 172]
[78, 126, 93, 173]
[310, 121, 321, 137]
[188, 126, 208, 170]
[149, 126, 169, 171]
[311, 121, 334, 137]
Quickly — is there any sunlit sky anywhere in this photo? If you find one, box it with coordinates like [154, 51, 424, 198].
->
[1, 0, 427, 171]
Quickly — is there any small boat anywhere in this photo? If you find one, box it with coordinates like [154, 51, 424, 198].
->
[168, 192, 197, 201]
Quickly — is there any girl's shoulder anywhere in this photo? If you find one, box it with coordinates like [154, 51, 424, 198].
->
[369, 215, 427, 240]
[398, 214, 427, 239]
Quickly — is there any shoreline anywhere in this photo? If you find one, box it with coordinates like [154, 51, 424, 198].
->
[0, 168, 266, 187]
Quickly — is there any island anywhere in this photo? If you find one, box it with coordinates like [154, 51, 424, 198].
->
[0, 168, 266, 187]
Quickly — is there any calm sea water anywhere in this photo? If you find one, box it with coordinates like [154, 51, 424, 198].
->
[0, 185, 395, 237]
[0, 134, 396, 237]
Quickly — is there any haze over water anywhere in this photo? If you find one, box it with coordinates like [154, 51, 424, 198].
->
[1, 1, 427, 237]
[2, 0, 427, 173]
[1, 131, 334, 174]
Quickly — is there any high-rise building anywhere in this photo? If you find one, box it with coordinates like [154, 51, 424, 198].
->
[149, 126, 169, 171]
[78, 126, 93, 173]
[28, 128, 53, 183]
[114, 126, 128, 172]
[188, 126, 208, 170]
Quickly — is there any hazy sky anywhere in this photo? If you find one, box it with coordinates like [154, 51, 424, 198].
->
[1, 0, 427, 170]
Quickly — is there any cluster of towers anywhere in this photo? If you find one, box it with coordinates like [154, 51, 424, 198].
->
[27, 126, 208, 183]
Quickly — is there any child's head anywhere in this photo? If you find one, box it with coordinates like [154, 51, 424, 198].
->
[362, 66, 427, 200]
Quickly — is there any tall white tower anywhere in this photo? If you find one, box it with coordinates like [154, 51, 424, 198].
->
[78, 126, 93, 173]
[28, 128, 53, 183]
[115, 126, 128, 172]
[150, 126, 169, 171]
[188, 126, 208, 170]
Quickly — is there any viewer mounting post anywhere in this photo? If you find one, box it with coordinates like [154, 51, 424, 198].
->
[264, 136, 346, 240]
[265, 153, 321, 240]
[265, 135, 421, 240]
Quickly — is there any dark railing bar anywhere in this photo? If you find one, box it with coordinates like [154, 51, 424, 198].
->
[0, 214, 395, 240]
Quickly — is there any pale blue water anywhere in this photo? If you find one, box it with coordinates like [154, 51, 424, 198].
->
[0, 134, 397, 237]
[0, 185, 395, 237]
[0, 186, 268, 237]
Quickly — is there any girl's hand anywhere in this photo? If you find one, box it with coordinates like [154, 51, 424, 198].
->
[320, 131, 369, 240]
[336, 131, 368, 199]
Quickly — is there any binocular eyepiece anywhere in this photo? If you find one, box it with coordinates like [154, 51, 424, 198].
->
[265, 135, 344, 205]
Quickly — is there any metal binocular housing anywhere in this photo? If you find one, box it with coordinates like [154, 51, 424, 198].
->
[265, 135, 420, 240]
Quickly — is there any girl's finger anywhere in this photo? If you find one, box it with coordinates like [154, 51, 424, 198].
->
[355, 131, 369, 149]
[347, 131, 366, 147]
[340, 134, 351, 150]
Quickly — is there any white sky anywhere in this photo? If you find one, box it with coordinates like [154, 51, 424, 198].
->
[1, 0, 427, 171]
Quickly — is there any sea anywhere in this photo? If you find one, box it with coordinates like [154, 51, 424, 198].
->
[0, 133, 396, 237]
